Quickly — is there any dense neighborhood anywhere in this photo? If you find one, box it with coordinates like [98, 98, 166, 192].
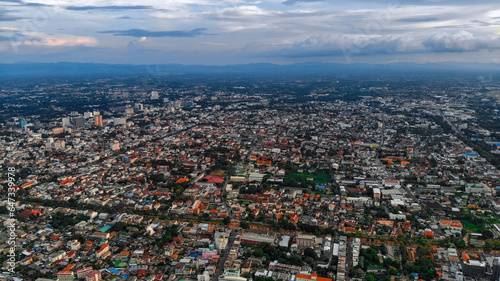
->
[1, 75, 500, 281]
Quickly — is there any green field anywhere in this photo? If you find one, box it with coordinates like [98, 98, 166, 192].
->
[462, 221, 483, 232]
[284, 172, 329, 186]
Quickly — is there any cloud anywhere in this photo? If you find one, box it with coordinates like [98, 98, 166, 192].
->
[100, 28, 207, 38]
[22, 2, 50, 7]
[66, 5, 153, 11]
[282, 0, 325, 5]
[0, 10, 24, 21]
[261, 30, 500, 59]
[0, 0, 49, 6]
[265, 34, 425, 58]
[398, 17, 439, 23]
[127, 36, 147, 48]
[423, 30, 500, 52]
[24, 35, 98, 47]
[0, 35, 16, 41]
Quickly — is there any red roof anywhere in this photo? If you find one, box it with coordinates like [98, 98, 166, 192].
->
[208, 177, 224, 183]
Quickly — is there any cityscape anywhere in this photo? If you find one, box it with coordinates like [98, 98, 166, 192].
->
[1, 70, 500, 281]
[2, 0, 500, 281]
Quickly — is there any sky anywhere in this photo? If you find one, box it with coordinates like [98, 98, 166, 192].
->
[0, 0, 500, 65]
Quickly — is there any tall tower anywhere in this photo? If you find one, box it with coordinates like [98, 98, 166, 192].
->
[19, 118, 27, 128]
[492, 258, 500, 281]
[94, 115, 103, 127]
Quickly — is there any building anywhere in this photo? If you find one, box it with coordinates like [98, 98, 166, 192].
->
[492, 257, 500, 281]
[85, 270, 101, 281]
[110, 140, 120, 152]
[57, 271, 74, 281]
[19, 118, 27, 128]
[296, 235, 315, 249]
[96, 244, 110, 259]
[94, 115, 103, 127]
[76, 267, 93, 279]
[296, 273, 332, 281]
[465, 183, 490, 194]
[72, 117, 85, 128]
[198, 271, 210, 281]
[240, 230, 275, 245]
[462, 259, 487, 277]
[126, 107, 134, 115]
[62, 117, 71, 127]
[113, 117, 127, 126]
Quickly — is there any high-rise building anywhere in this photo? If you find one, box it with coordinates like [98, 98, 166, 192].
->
[94, 115, 103, 127]
[134, 103, 144, 111]
[72, 117, 85, 128]
[492, 258, 500, 281]
[19, 118, 27, 128]
[151, 91, 159, 100]
[62, 117, 71, 128]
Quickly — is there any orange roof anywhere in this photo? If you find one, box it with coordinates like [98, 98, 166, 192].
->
[462, 253, 470, 262]
[345, 227, 356, 233]
[296, 273, 332, 281]
[440, 220, 451, 225]
[425, 231, 434, 237]
[21, 181, 35, 188]
[175, 178, 189, 184]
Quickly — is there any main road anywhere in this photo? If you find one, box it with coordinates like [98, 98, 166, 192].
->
[211, 229, 238, 281]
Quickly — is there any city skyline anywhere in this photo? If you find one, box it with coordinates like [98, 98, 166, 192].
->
[0, 0, 500, 65]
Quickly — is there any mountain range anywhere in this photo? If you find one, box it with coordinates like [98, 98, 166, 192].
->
[1, 62, 500, 78]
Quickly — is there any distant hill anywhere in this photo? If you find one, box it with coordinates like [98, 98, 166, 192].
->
[1, 61, 500, 78]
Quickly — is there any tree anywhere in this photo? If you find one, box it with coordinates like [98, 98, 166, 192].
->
[223, 217, 231, 225]
[304, 248, 318, 260]
[364, 273, 375, 281]
[454, 239, 467, 249]
[388, 266, 399, 275]
[240, 221, 250, 229]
